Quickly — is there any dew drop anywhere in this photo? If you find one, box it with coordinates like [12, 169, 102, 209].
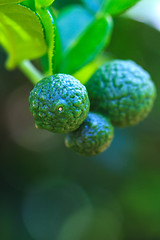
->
[59, 107, 63, 112]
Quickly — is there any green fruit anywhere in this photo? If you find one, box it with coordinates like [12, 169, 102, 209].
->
[65, 112, 114, 156]
[85, 60, 156, 127]
[29, 74, 90, 133]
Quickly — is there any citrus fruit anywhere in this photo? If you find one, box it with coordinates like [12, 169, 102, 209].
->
[29, 74, 90, 133]
[85, 60, 156, 127]
[65, 112, 114, 156]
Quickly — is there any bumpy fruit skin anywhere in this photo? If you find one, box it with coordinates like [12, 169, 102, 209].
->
[86, 60, 156, 127]
[29, 74, 90, 133]
[65, 112, 114, 156]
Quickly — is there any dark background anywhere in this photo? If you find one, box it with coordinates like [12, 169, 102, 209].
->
[0, 0, 160, 239]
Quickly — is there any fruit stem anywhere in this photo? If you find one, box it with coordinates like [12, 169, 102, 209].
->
[19, 60, 43, 85]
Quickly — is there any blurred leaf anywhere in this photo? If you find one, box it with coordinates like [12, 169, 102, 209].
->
[73, 53, 110, 84]
[60, 15, 113, 74]
[37, 7, 56, 75]
[35, 0, 55, 9]
[54, 0, 82, 9]
[81, 0, 102, 13]
[0, 0, 23, 4]
[0, 4, 47, 69]
[21, 0, 55, 9]
[102, 0, 141, 15]
[57, 5, 94, 52]
[82, 0, 140, 15]
[41, 29, 62, 75]
[108, 17, 160, 84]
[20, 0, 35, 10]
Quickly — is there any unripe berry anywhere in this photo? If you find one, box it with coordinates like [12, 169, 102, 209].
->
[29, 74, 90, 133]
[65, 112, 114, 156]
[86, 60, 156, 127]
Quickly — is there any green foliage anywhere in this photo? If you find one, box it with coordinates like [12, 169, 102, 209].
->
[0, 0, 143, 73]
[21, 0, 35, 10]
[60, 15, 113, 74]
[82, 0, 140, 15]
[35, 0, 55, 8]
[21, 0, 55, 9]
[102, 0, 141, 15]
[37, 7, 56, 75]
[0, 4, 47, 69]
[81, 0, 101, 13]
[29, 74, 90, 133]
[57, 5, 94, 52]
[108, 17, 160, 71]
[0, 0, 23, 4]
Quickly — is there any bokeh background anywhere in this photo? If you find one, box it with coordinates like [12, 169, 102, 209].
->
[0, 0, 160, 239]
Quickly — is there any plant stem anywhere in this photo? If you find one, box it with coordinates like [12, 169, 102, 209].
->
[19, 60, 43, 85]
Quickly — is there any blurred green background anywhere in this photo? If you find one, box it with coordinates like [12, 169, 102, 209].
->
[0, 0, 160, 240]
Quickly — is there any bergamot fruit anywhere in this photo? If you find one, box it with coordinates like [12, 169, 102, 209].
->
[86, 60, 156, 127]
[29, 74, 90, 133]
[65, 112, 114, 156]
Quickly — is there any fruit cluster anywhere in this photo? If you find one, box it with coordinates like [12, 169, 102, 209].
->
[29, 60, 157, 156]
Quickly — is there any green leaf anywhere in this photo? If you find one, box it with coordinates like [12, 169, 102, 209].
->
[60, 15, 113, 74]
[35, 0, 55, 9]
[0, 4, 47, 69]
[0, 0, 23, 4]
[37, 7, 56, 75]
[57, 5, 94, 52]
[82, 0, 140, 15]
[108, 17, 160, 77]
[103, 0, 141, 15]
[20, 0, 35, 10]
[73, 53, 111, 84]
[81, 0, 102, 13]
